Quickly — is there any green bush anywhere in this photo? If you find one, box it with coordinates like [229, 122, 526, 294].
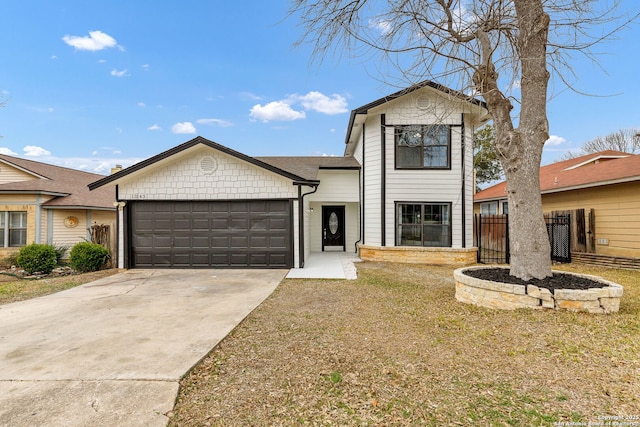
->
[69, 242, 110, 273]
[16, 243, 58, 275]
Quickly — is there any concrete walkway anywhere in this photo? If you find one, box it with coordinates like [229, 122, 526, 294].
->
[0, 269, 286, 427]
[286, 252, 361, 280]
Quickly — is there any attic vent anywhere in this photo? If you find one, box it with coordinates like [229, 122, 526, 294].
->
[416, 94, 431, 110]
[200, 156, 218, 175]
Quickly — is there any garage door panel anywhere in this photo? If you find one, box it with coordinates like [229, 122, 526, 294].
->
[269, 236, 287, 249]
[250, 236, 267, 248]
[211, 236, 230, 248]
[192, 236, 210, 248]
[230, 236, 248, 249]
[154, 236, 172, 248]
[268, 218, 288, 231]
[192, 218, 210, 230]
[130, 200, 292, 268]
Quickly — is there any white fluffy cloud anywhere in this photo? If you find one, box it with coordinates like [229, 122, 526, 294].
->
[23, 146, 51, 157]
[249, 91, 348, 122]
[293, 92, 348, 115]
[171, 122, 196, 134]
[62, 30, 120, 51]
[197, 118, 234, 127]
[250, 101, 306, 122]
[110, 69, 128, 77]
[545, 135, 566, 146]
[147, 124, 162, 131]
[0, 147, 18, 155]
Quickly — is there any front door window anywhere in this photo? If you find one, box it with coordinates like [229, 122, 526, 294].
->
[322, 206, 345, 251]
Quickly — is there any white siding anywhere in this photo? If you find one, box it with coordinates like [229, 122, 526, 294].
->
[307, 170, 359, 203]
[363, 87, 478, 249]
[363, 114, 382, 246]
[293, 199, 300, 268]
[308, 201, 360, 253]
[118, 147, 298, 200]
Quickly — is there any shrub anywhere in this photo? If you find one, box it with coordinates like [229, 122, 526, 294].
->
[69, 242, 110, 273]
[53, 245, 70, 265]
[2, 252, 19, 268]
[16, 243, 57, 275]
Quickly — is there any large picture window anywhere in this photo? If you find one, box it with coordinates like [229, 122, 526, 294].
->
[0, 211, 27, 247]
[396, 203, 451, 247]
[395, 125, 451, 169]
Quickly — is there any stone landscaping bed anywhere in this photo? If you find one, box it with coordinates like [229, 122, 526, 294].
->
[454, 266, 623, 313]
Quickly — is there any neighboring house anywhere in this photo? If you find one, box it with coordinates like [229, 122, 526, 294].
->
[0, 155, 117, 261]
[474, 150, 640, 258]
[89, 81, 489, 269]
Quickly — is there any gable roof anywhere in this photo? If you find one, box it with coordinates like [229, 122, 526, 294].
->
[89, 136, 336, 191]
[0, 155, 115, 210]
[344, 80, 489, 150]
[474, 150, 640, 202]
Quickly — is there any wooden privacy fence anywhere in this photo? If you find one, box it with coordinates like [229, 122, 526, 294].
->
[474, 208, 595, 264]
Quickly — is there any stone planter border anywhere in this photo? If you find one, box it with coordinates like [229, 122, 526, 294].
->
[454, 266, 623, 314]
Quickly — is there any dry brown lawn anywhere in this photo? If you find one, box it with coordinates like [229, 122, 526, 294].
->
[169, 262, 640, 426]
[0, 269, 120, 305]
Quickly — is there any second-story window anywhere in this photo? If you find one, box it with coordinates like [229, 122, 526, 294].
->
[395, 125, 451, 169]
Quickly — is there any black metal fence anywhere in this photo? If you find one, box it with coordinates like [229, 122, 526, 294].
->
[475, 213, 571, 264]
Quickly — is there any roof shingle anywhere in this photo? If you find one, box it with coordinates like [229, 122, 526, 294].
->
[474, 150, 640, 201]
[0, 155, 115, 209]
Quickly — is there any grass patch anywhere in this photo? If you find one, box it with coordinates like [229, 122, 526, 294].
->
[0, 269, 119, 305]
[169, 262, 640, 426]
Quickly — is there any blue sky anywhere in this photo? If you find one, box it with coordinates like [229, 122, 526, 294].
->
[1, 1, 639, 174]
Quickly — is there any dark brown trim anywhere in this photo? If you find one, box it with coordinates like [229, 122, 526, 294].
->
[381, 114, 386, 247]
[361, 124, 365, 246]
[460, 115, 466, 247]
[318, 166, 361, 170]
[89, 136, 318, 190]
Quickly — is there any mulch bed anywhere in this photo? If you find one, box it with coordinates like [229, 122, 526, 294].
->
[464, 267, 607, 291]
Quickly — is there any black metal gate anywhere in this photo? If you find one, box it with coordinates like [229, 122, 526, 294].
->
[545, 213, 571, 263]
[475, 213, 571, 264]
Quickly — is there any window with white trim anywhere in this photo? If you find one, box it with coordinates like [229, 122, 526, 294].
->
[480, 202, 498, 214]
[0, 211, 27, 247]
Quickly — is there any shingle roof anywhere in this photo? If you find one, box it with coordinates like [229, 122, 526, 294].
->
[0, 155, 115, 209]
[256, 156, 360, 181]
[90, 136, 361, 190]
[474, 150, 640, 202]
[344, 80, 489, 147]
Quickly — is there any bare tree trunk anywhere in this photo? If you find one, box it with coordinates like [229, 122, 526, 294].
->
[474, 0, 552, 280]
[507, 0, 552, 280]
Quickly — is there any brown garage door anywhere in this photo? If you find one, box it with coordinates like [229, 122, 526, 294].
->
[129, 200, 292, 268]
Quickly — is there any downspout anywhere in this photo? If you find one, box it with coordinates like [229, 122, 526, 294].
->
[297, 183, 319, 268]
[380, 114, 386, 246]
[354, 123, 365, 252]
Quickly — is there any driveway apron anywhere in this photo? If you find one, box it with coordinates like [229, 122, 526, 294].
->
[0, 269, 286, 427]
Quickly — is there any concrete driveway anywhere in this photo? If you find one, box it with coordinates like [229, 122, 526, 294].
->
[0, 269, 286, 427]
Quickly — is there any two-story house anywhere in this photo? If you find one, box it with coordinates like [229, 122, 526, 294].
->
[89, 81, 488, 269]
